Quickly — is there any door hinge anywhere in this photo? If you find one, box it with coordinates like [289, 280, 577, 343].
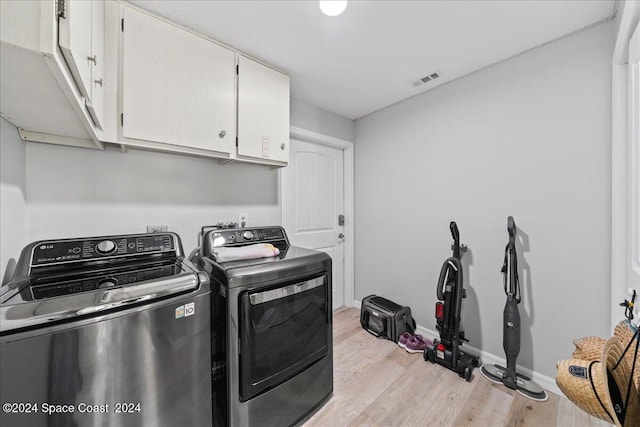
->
[120, 113, 124, 127]
[121, 18, 124, 32]
[57, 0, 67, 19]
[236, 64, 239, 75]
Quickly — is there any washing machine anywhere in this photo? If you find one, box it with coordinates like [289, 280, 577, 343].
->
[193, 226, 333, 427]
[0, 232, 212, 427]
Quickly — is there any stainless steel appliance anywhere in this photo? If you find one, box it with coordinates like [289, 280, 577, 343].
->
[0, 232, 212, 427]
[194, 226, 333, 427]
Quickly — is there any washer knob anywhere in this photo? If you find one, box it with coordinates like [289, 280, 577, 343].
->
[96, 240, 117, 255]
[98, 278, 118, 288]
[243, 231, 254, 241]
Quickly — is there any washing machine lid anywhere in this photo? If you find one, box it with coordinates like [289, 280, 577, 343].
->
[0, 232, 205, 334]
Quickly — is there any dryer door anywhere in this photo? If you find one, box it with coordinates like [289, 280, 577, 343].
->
[238, 274, 329, 401]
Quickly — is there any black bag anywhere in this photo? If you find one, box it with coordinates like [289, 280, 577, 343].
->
[360, 295, 416, 342]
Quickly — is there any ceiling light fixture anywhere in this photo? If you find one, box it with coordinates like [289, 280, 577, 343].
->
[319, 1, 347, 17]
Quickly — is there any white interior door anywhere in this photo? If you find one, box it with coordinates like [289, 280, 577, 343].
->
[612, 18, 640, 328]
[282, 139, 345, 309]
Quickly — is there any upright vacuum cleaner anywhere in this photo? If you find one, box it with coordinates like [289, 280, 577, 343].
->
[480, 217, 548, 401]
[424, 222, 479, 381]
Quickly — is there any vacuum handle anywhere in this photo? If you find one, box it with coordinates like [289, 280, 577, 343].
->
[507, 216, 516, 246]
[450, 221, 459, 245]
[437, 258, 460, 301]
[504, 216, 521, 302]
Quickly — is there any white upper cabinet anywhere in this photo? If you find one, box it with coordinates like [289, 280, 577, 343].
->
[59, 1, 92, 98]
[237, 55, 290, 165]
[86, 0, 105, 130]
[1, 1, 289, 166]
[121, 6, 235, 156]
[0, 0, 102, 149]
[59, 0, 105, 130]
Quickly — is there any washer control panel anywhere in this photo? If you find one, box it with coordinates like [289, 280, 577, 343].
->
[31, 234, 175, 266]
[208, 227, 287, 248]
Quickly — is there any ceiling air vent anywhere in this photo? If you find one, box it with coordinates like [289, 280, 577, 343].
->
[411, 71, 441, 87]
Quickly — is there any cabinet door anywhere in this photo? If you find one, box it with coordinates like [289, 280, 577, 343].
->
[85, 0, 104, 130]
[122, 7, 235, 154]
[237, 56, 290, 164]
[59, 0, 93, 99]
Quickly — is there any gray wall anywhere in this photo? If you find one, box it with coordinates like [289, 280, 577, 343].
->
[11, 97, 352, 257]
[291, 98, 355, 142]
[354, 22, 614, 379]
[0, 118, 27, 282]
[25, 142, 281, 253]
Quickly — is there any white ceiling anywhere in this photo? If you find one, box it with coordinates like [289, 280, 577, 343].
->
[130, 0, 615, 120]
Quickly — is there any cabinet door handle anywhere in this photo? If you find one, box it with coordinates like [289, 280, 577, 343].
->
[94, 78, 103, 87]
[87, 55, 97, 65]
[280, 143, 286, 150]
[219, 130, 226, 139]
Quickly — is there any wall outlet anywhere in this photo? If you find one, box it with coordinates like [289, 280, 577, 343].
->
[147, 225, 168, 233]
[239, 213, 248, 228]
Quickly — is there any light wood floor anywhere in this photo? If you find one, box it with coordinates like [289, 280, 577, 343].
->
[304, 308, 611, 427]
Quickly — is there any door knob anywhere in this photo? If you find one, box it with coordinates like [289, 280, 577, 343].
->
[338, 233, 345, 239]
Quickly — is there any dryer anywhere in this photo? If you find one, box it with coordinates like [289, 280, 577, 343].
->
[194, 226, 333, 427]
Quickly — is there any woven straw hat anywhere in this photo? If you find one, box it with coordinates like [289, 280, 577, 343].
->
[572, 323, 639, 388]
[556, 336, 639, 426]
[614, 321, 640, 390]
[573, 336, 606, 361]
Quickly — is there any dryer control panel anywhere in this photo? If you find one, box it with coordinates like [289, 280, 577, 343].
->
[206, 227, 288, 248]
[31, 233, 176, 266]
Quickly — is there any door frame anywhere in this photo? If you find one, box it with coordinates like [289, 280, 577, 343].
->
[611, 2, 640, 330]
[280, 126, 355, 308]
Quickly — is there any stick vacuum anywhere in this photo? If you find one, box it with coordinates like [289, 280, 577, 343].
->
[424, 222, 479, 381]
[480, 217, 548, 401]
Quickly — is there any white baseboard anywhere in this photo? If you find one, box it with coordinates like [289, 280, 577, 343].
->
[353, 299, 563, 397]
